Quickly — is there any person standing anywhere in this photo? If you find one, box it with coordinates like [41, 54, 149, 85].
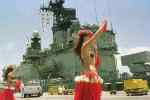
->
[0, 65, 21, 100]
[74, 20, 107, 100]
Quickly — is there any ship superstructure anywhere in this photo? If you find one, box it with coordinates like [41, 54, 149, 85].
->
[14, 0, 119, 87]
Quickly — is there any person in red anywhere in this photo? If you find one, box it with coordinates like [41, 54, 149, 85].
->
[74, 19, 107, 100]
[0, 65, 21, 100]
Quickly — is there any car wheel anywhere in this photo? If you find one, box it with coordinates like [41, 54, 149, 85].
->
[28, 94, 31, 97]
[37, 93, 41, 97]
[145, 92, 148, 95]
[24, 94, 26, 98]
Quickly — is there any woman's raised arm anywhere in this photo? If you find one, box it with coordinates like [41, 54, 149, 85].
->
[82, 20, 107, 49]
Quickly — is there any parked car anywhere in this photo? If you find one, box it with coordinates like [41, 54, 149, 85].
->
[21, 81, 43, 98]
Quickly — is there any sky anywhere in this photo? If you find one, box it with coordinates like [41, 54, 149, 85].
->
[0, 0, 150, 76]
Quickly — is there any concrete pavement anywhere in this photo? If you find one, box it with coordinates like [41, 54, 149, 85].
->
[16, 91, 150, 100]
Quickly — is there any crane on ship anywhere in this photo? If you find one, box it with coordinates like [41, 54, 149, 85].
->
[39, 0, 113, 32]
[40, 0, 77, 32]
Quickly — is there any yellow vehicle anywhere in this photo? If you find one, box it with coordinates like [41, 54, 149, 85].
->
[48, 83, 59, 95]
[124, 79, 149, 96]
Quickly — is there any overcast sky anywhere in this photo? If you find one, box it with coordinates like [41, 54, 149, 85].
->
[0, 0, 150, 68]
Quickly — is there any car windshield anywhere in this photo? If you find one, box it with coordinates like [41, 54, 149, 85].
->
[24, 82, 40, 86]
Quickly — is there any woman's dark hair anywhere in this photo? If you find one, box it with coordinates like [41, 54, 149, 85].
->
[4, 66, 13, 81]
[74, 32, 88, 63]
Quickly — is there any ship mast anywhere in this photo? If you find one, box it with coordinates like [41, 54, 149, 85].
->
[40, 0, 78, 49]
[40, 0, 76, 32]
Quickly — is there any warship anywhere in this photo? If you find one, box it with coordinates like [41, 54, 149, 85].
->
[14, 0, 119, 87]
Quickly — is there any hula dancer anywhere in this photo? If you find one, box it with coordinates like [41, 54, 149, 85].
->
[0, 65, 21, 100]
[74, 20, 107, 100]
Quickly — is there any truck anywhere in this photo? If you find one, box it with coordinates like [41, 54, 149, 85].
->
[124, 79, 149, 96]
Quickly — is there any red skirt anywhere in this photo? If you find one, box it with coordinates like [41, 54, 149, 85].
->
[74, 82, 102, 100]
[0, 91, 3, 100]
[0, 88, 15, 100]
